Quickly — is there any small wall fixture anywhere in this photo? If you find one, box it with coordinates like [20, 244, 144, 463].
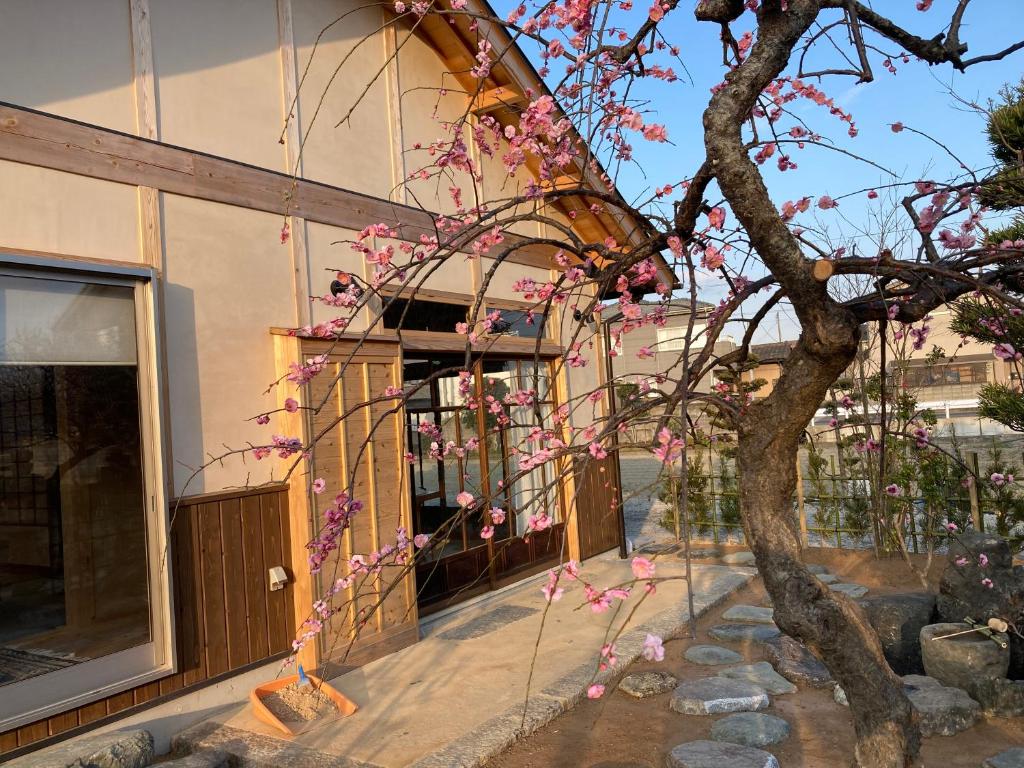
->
[268, 566, 289, 591]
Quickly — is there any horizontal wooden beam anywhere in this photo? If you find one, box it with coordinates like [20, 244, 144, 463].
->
[469, 86, 526, 115]
[0, 103, 555, 270]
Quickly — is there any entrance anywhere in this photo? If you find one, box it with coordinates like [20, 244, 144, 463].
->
[404, 356, 564, 612]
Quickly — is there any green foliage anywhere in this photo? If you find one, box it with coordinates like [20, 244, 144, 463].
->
[979, 383, 1024, 433]
[717, 456, 742, 530]
[658, 454, 713, 535]
[982, 442, 1024, 538]
[987, 215, 1024, 245]
[980, 79, 1024, 211]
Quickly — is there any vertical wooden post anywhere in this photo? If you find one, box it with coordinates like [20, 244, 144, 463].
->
[795, 453, 807, 549]
[968, 451, 984, 532]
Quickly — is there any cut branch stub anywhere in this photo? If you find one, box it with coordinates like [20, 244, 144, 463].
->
[694, 0, 744, 24]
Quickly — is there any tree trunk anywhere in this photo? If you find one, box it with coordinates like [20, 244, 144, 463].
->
[737, 341, 921, 767]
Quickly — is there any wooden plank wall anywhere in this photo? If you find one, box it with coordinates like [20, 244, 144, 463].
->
[0, 484, 295, 756]
[575, 455, 624, 560]
[302, 338, 419, 670]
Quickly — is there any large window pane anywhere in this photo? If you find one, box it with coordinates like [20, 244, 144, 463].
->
[0, 276, 148, 688]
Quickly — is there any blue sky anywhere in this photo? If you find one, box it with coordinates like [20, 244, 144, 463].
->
[496, 0, 1024, 341]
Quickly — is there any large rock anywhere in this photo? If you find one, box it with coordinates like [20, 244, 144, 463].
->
[937, 531, 1024, 677]
[666, 740, 779, 768]
[985, 748, 1024, 768]
[684, 645, 743, 666]
[761, 635, 834, 688]
[669, 677, 770, 715]
[718, 662, 797, 695]
[920, 622, 1010, 692]
[710, 712, 791, 748]
[970, 677, 1024, 717]
[707, 623, 781, 644]
[859, 593, 936, 675]
[618, 671, 678, 698]
[830, 583, 869, 599]
[7, 730, 154, 768]
[903, 677, 981, 736]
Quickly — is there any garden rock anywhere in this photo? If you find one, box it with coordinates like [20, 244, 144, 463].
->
[905, 680, 980, 736]
[858, 592, 936, 675]
[721, 551, 757, 566]
[685, 644, 743, 665]
[817, 573, 838, 584]
[806, 564, 829, 575]
[619, 671, 678, 698]
[830, 583, 869, 599]
[920, 622, 1010, 692]
[761, 635, 834, 687]
[669, 677, 769, 715]
[719, 662, 797, 695]
[722, 605, 776, 624]
[160, 750, 230, 768]
[7, 730, 154, 768]
[902, 674, 942, 690]
[707, 623, 780, 644]
[710, 712, 791, 748]
[666, 740, 779, 768]
[984, 748, 1024, 768]
[970, 677, 1024, 717]
[936, 531, 1024, 677]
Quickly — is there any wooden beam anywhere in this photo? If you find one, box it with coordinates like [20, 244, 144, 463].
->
[0, 103, 557, 269]
[469, 86, 526, 115]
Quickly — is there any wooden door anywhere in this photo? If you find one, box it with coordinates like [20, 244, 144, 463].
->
[575, 454, 623, 560]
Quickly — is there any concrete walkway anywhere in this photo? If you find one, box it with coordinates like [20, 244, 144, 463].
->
[176, 556, 754, 768]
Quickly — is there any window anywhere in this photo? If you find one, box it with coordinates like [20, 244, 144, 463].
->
[0, 263, 169, 729]
[382, 297, 469, 333]
[656, 322, 706, 352]
[900, 362, 988, 389]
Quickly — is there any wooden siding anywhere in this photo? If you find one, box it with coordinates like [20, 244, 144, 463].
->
[0, 484, 294, 756]
[297, 336, 419, 671]
[575, 455, 624, 560]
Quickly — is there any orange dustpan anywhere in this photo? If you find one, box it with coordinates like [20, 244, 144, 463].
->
[250, 673, 358, 737]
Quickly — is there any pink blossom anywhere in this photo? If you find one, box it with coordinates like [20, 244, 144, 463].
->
[946, 522, 958, 532]
[891, 122, 904, 133]
[867, 189, 879, 199]
[637, 346, 654, 359]
[642, 633, 665, 662]
[991, 473, 1007, 487]
[456, 491, 475, 507]
[979, 553, 989, 567]
[542, 571, 565, 603]
[589, 442, 608, 460]
[256, 414, 270, 425]
[631, 556, 656, 580]
[480, 525, 494, 540]
[993, 343, 1022, 361]
[528, 512, 553, 532]
[707, 207, 726, 230]
[981, 577, 994, 589]
[490, 507, 506, 525]
[884, 483, 902, 497]
[817, 195, 838, 210]
[587, 684, 605, 699]
[955, 556, 969, 566]
[413, 533, 430, 548]
[312, 478, 326, 494]
[284, 397, 299, 413]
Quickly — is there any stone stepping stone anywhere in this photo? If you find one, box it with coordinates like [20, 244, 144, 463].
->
[710, 712, 791, 748]
[721, 551, 757, 566]
[830, 583, 869, 599]
[666, 740, 779, 768]
[762, 635, 834, 688]
[834, 684, 848, 706]
[669, 677, 769, 715]
[161, 750, 230, 768]
[719, 662, 797, 695]
[985, 748, 1024, 768]
[685, 644, 744, 666]
[905, 679, 980, 736]
[722, 605, 776, 625]
[619, 671, 678, 698]
[708, 623, 780, 644]
[677, 548, 719, 559]
[817, 573, 838, 584]
[806, 564, 829, 574]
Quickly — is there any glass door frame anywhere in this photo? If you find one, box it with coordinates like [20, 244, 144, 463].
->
[0, 253, 173, 730]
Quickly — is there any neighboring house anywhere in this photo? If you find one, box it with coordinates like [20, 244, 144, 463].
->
[736, 341, 796, 400]
[0, 0, 667, 755]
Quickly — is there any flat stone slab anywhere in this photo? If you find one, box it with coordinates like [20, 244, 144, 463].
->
[708, 623, 780, 644]
[685, 644, 744, 665]
[666, 740, 779, 768]
[805, 564, 829, 575]
[905, 681, 981, 737]
[619, 671, 678, 698]
[721, 551, 757, 566]
[817, 573, 838, 584]
[436, 604, 539, 640]
[722, 605, 776, 625]
[762, 635, 834, 688]
[971, 677, 1024, 717]
[719, 662, 797, 695]
[8, 729, 154, 768]
[985, 748, 1024, 768]
[830, 583, 869, 599]
[162, 751, 231, 768]
[669, 677, 769, 715]
[710, 712, 791, 747]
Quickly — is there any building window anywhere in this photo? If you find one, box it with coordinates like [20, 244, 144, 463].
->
[0, 264, 168, 728]
[656, 322, 706, 352]
[900, 361, 988, 389]
[382, 297, 469, 333]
